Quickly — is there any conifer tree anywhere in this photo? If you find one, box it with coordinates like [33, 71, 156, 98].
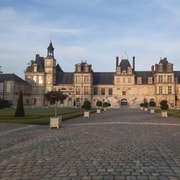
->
[15, 90, 25, 117]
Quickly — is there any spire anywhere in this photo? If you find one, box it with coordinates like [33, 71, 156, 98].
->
[47, 41, 54, 58]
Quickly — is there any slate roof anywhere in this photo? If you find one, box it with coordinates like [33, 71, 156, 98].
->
[135, 71, 153, 84]
[174, 71, 180, 83]
[26, 56, 44, 72]
[93, 72, 115, 85]
[56, 72, 73, 84]
[119, 59, 131, 71]
[0, 74, 30, 85]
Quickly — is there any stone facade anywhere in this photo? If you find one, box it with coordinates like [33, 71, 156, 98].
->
[24, 41, 180, 108]
[0, 74, 31, 107]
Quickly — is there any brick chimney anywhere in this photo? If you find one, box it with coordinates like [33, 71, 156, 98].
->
[132, 56, 135, 70]
[116, 56, 119, 67]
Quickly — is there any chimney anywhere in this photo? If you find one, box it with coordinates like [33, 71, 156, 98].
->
[132, 56, 135, 70]
[36, 54, 40, 60]
[116, 56, 119, 67]
[151, 65, 155, 76]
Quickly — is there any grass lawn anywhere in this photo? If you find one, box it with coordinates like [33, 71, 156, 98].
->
[155, 108, 180, 119]
[0, 107, 96, 125]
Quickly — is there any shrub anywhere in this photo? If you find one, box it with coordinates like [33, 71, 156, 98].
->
[0, 99, 12, 109]
[96, 101, 102, 107]
[149, 100, 156, 107]
[103, 102, 111, 107]
[160, 100, 168, 111]
[143, 101, 148, 108]
[82, 100, 91, 110]
[15, 90, 25, 117]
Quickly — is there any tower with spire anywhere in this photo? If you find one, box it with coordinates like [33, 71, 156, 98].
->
[47, 41, 54, 58]
[44, 41, 56, 92]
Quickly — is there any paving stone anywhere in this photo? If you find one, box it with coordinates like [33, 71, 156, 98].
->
[0, 108, 180, 179]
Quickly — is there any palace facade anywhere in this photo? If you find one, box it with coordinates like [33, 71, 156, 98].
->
[24, 41, 180, 108]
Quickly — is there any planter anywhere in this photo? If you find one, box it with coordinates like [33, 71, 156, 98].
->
[50, 116, 62, 128]
[161, 111, 168, 118]
[150, 108, 154, 114]
[84, 111, 90, 118]
[144, 108, 148, 111]
[96, 109, 101, 114]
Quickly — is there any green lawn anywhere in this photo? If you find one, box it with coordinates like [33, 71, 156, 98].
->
[154, 109, 180, 119]
[0, 107, 95, 125]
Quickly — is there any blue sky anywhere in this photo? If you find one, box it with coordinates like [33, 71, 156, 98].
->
[1, 0, 180, 78]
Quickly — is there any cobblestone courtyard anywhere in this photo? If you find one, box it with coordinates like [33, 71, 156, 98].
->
[0, 108, 180, 180]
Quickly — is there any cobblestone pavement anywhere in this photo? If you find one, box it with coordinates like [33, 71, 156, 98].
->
[0, 108, 180, 180]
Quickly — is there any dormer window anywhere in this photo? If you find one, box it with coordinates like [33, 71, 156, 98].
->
[158, 64, 163, 72]
[33, 64, 37, 72]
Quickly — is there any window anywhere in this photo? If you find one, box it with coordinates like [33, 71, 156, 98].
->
[122, 91, 126, 95]
[137, 77, 142, 84]
[76, 86, 80, 95]
[39, 76, 43, 84]
[128, 88, 131, 95]
[123, 78, 125, 83]
[84, 76, 89, 83]
[101, 88, 105, 95]
[117, 78, 120, 84]
[117, 88, 120, 95]
[84, 86, 88, 95]
[76, 76, 81, 83]
[108, 88, 113, 95]
[159, 64, 163, 72]
[158, 75, 163, 83]
[168, 86, 172, 94]
[167, 75, 172, 83]
[94, 87, 98, 95]
[159, 86, 163, 95]
[128, 78, 131, 83]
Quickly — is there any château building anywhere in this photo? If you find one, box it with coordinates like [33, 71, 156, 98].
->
[24, 41, 180, 108]
[0, 74, 31, 107]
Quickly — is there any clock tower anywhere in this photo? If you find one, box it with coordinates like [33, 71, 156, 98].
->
[44, 41, 56, 92]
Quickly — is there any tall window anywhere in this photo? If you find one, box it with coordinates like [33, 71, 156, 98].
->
[128, 78, 131, 83]
[117, 88, 120, 95]
[84, 86, 88, 95]
[84, 76, 89, 83]
[76, 86, 80, 95]
[108, 88, 113, 95]
[158, 75, 163, 83]
[94, 87, 98, 95]
[117, 78, 120, 84]
[168, 86, 172, 94]
[76, 76, 81, 83]
[167, 75, 172, 83]
[159, 86, 163, 95]
[128, 88, 131, 95]
[101, 88, 105, 95]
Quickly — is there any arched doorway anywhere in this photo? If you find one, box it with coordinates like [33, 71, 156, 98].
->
[120, 98, 128, 106]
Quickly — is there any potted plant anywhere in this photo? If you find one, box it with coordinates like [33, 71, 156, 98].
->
[49, 102, 62, 128]
[103, 102, 111, 111]
[160, 100, 168, 117]
[45, 90, 67, 128]
[96, 100, 102, 113]
[149, 100, 156, 114]
[143, 101, 148, 111]
[82, 100, 91, 118]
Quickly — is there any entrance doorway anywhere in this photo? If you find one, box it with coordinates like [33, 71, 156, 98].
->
[120, 98, 128, 106]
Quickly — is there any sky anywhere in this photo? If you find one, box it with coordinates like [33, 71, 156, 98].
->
[1, 0, 180, 79]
